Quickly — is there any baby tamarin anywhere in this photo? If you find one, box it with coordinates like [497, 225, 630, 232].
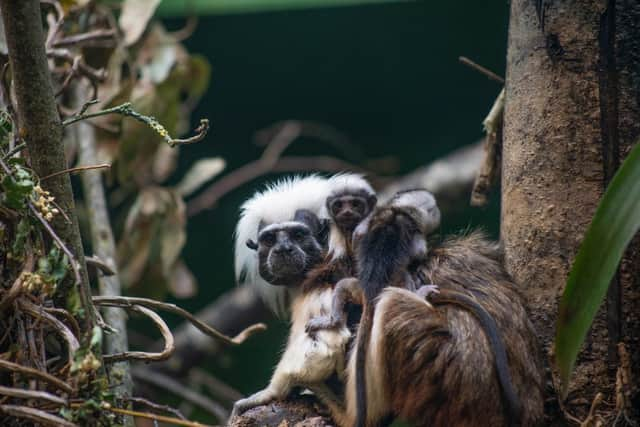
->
[231, 209, 351, 419]
[310, 232, 545, 427]
[309, 173, 378, 283]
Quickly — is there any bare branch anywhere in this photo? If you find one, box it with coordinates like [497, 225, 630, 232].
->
[19, 299, 80, 356]
[47, 49, 106, 83]
[105, 405, 216, 427]
[92, 296, 267, 346]
[97, 304, 174, 363]
[0, 359, 73, 394]
[40, 163, 110, 181]
[0, 385, 67, 406]
[63, 102, 210, 147]
[126, 396, 186, 420]
[0, 404, 77, 427]
[52, 29, 117, 48]
[85, 255, 117, 276]
[459, 56, 505, 84]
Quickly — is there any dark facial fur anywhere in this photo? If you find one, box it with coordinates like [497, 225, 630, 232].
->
[327, 189, 377, 233]
[250, 210, 325, 287]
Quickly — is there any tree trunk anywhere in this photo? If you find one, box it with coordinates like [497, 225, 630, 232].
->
[0, 0, 94, 328]
[502, 0, 639, 422]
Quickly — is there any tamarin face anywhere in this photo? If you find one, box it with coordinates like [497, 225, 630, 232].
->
[247, 209, 325, 287]
[326, 189, 377, 233]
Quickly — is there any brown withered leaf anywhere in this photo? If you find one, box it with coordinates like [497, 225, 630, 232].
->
[175, 157, 226, 198]
[117, 186, 186, 299]
[169, 259, 197, 299]
[119, 0, 162, 46]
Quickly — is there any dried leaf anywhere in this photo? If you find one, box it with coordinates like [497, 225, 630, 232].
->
[117, 187, 186, 298]
[119, 0, 162, 46]
[175, 157, 226, 197]
[169, 259, 197, 299]
[152, 143, 179, 183]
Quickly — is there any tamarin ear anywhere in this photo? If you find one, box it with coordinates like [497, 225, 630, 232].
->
[246, 239, 259, 250]
[258, 220, 267, 232]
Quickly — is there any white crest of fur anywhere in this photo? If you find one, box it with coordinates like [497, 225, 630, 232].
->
[322, 173, 375, 260]
[234, 175, 333, 316]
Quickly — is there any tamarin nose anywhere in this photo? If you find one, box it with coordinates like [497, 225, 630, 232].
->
[275, 244, 293, 254]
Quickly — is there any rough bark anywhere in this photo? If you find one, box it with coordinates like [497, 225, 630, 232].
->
[502, 0, 639, 422]
[0, 0, 94, 326]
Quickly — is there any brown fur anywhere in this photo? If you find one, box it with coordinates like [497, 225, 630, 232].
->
[330, 231, 544, 427]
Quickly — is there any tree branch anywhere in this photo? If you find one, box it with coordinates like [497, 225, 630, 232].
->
[73, 83, 133, 411]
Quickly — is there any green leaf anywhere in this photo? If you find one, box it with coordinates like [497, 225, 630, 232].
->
[90, 326, 103, 349]
[555, 142, 640, 397]
[1, 164, 34, 209]
[157, 0, 412, 16]
[11, 218, 30, 256]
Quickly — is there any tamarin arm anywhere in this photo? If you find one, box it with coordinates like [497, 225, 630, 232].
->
[306, 277, 363, 335]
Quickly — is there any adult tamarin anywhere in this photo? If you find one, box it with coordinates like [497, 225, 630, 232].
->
[311, 232, 545, 427]
[232, 174, 377, 419]
[235, 173, 376, 316]
[235, 175, 333, 316]
[231, 210, 351, 419]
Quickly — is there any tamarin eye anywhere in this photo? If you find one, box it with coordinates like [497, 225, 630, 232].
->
[292, 228, 308, 240]
[260, 232, 276, 246]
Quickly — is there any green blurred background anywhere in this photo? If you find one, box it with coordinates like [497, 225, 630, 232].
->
[155, 0, 507, 408]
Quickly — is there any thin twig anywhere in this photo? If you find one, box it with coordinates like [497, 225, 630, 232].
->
[44, 306, 82, 341]
[0, 274, 25, 313]
[0, 359, 74, 394]
[0, 404, 78, 427]
[52, 29, 117, 48]
[2, 143, 27, 160]
[40, 163, 111, 181]
[459, 56, 505, 84]
[47, 49, 106, 83]
[105, 406, 216, 427]
[19, 299, 80, 356]
[92, 296, 267, 346]
[132, 365, 228, 422]
[126, 396, 186, 420]
[0, 385, 67, 406]
[85, 255, 116, 276]
[99, 304, 174, 363]
[62, 102, 210, 147]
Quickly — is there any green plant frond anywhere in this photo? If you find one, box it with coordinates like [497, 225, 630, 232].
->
[555, 141, 640, 398]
